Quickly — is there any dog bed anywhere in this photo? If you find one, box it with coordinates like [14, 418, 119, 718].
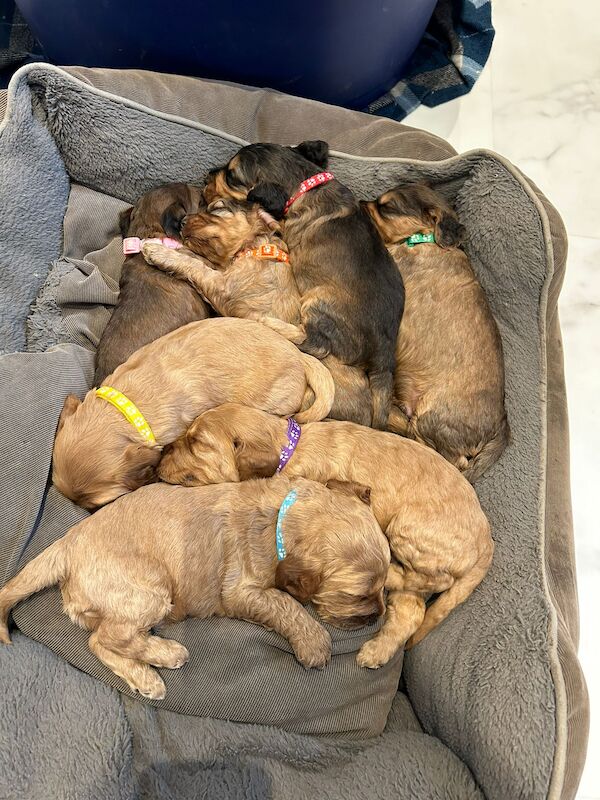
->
[0, 64, 588, 799]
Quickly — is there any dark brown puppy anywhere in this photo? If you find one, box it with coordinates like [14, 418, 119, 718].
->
[363, 184, 509, 480]
[94, 183, 210, 384]
[203, 141, 404, 430]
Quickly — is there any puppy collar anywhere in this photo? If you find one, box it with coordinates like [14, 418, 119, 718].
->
[123, 236, 183, 255]
[283, 172, 335, 215]
[276, 488, 298, 561]
[275, 418, 301, 473]
[236, 244, 290, 264]
[95, 386, 156, 444]
[403, 232, 436, 248]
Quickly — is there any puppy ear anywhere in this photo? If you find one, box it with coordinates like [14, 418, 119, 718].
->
[119, 207, 133, 237]
[294, 140, 329, 169]
[161, 202, 187, 239]
[235, 440, 279, 481]
[275, 555, 322, 603]
[429, 209, 465, 249]
[123, 444, 162, 491]
[247, 182, 289, 220]
[326, 479, 371, 506]
[56, 394, 81, 433]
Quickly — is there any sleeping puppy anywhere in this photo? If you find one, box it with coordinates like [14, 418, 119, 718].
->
[363, 184, 509, 481]
[157, 404, 493, 667]
[203, 141, 405, 430]
[0, 476, 390, 698]
[142, 198, 380, 427]
[94, 183, 210, 384]
[52, 317, 334, 511]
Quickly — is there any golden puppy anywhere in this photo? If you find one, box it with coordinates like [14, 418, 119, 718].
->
[52, 317, 334, 511]
[158, 404, 493, 667]
[143, 199, 402, 428]
[363, 184, 509, 481]
[0, 476, 390, 698]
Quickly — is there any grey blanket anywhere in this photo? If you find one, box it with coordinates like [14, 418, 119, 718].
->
[0, 64, 576, 800]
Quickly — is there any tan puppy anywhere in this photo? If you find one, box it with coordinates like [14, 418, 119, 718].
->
[142, 199, 392, 427]
[158, 404, 493, 667]
[362, 184, 509, 481]
[0, 476, 390, 698]
[52, 317, 334, 510]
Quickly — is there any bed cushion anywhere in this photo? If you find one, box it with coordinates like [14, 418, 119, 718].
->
[0, 64, 588, 799]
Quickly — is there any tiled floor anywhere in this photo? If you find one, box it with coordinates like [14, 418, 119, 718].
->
[407, 2, 599, 797]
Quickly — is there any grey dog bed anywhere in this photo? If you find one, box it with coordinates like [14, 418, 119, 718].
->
[0, 65, 588, 800]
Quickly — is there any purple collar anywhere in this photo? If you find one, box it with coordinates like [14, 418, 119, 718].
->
[275, 418, 301, 474]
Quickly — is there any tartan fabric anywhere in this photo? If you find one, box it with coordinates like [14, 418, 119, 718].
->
[365, 0, 494, 121]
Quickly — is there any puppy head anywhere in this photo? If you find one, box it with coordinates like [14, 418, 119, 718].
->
[363, 184, 465, 248]
[121, 183, 203, 240]
[157, 404, 281, 486]
[202, 140, 330, 203]
[276, 480, 389, 629]
[180, 198, 278, 266]
[52, 393, 161, 510]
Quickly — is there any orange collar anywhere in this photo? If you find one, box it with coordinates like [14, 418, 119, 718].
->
[237, 244, 289, 264]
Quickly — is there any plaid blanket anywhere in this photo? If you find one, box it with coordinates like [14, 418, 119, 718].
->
[366, 0, 494, 120]
[1, 0, 492, 117]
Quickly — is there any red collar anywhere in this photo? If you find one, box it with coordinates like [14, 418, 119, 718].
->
[283, 172, 335, 215]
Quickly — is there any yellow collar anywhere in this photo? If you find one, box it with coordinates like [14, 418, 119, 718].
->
[95, 386, 156, 444]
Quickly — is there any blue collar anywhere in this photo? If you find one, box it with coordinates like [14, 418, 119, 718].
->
[276, 489, 298, 561]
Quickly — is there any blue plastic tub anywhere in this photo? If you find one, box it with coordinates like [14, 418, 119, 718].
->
[16, 0, 437, 109]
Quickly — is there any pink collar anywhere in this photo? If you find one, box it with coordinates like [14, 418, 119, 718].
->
[283, 172, 335, 215]
[123, 236, 183, 255]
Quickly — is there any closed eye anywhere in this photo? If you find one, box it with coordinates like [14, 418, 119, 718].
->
[226, 168, 242, 188]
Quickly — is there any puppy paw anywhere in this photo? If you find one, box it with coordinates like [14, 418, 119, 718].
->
[129, 668, 166, 700]
[141, 242, 169, 265]
[161, 642, 189, 670]
[293, 627, 332, 670]
[356, 638, 397, 670]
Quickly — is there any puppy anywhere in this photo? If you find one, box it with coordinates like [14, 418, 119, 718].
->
[142, 198, 379, 427]
[363, 184, 509, 481]
[94, 183, 210, 384]
[52, 317, 334, 510]
[0, 476, 390, 699]
[203, 141, 405, 430]
[158, 403, 493, 667]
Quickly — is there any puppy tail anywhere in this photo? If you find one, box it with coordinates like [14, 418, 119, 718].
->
[405, 538, 494, 649]
[461, 415, 510, 483]
[295, 353, 335, 423]
[257, 316, 307, 346]
[0, 539, 68, 644]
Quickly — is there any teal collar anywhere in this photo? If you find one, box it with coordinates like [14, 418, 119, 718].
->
[276, 489, 298, 561]
[404, 231, 436, 248]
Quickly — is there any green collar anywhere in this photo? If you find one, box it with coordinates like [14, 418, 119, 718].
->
[403, 232, 436, 248]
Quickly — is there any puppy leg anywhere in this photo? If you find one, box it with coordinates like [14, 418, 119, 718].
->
[356, 590, 425, 669]
[142, 243, 231, 314]
[89, 623, 166, 699]
[138, 635, 189, 669]
[227, 586, 331, 669]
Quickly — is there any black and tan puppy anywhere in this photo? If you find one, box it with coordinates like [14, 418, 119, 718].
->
[363, 184, 509, 480]
[94, 183, 210, 384]
[203, 141, 404, 429]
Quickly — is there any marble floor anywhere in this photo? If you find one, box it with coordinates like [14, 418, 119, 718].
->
[406, 2, 599, 796]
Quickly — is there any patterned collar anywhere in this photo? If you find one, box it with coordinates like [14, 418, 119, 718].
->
[275, 489, 298, 561]
[283, 172, 335, 215]
[403, 231, 436, 248]
[275, 418, 301, 473]
[236, 243, 289, 263]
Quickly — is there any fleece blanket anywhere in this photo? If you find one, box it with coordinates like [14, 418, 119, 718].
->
[0, 64, 581, 800]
